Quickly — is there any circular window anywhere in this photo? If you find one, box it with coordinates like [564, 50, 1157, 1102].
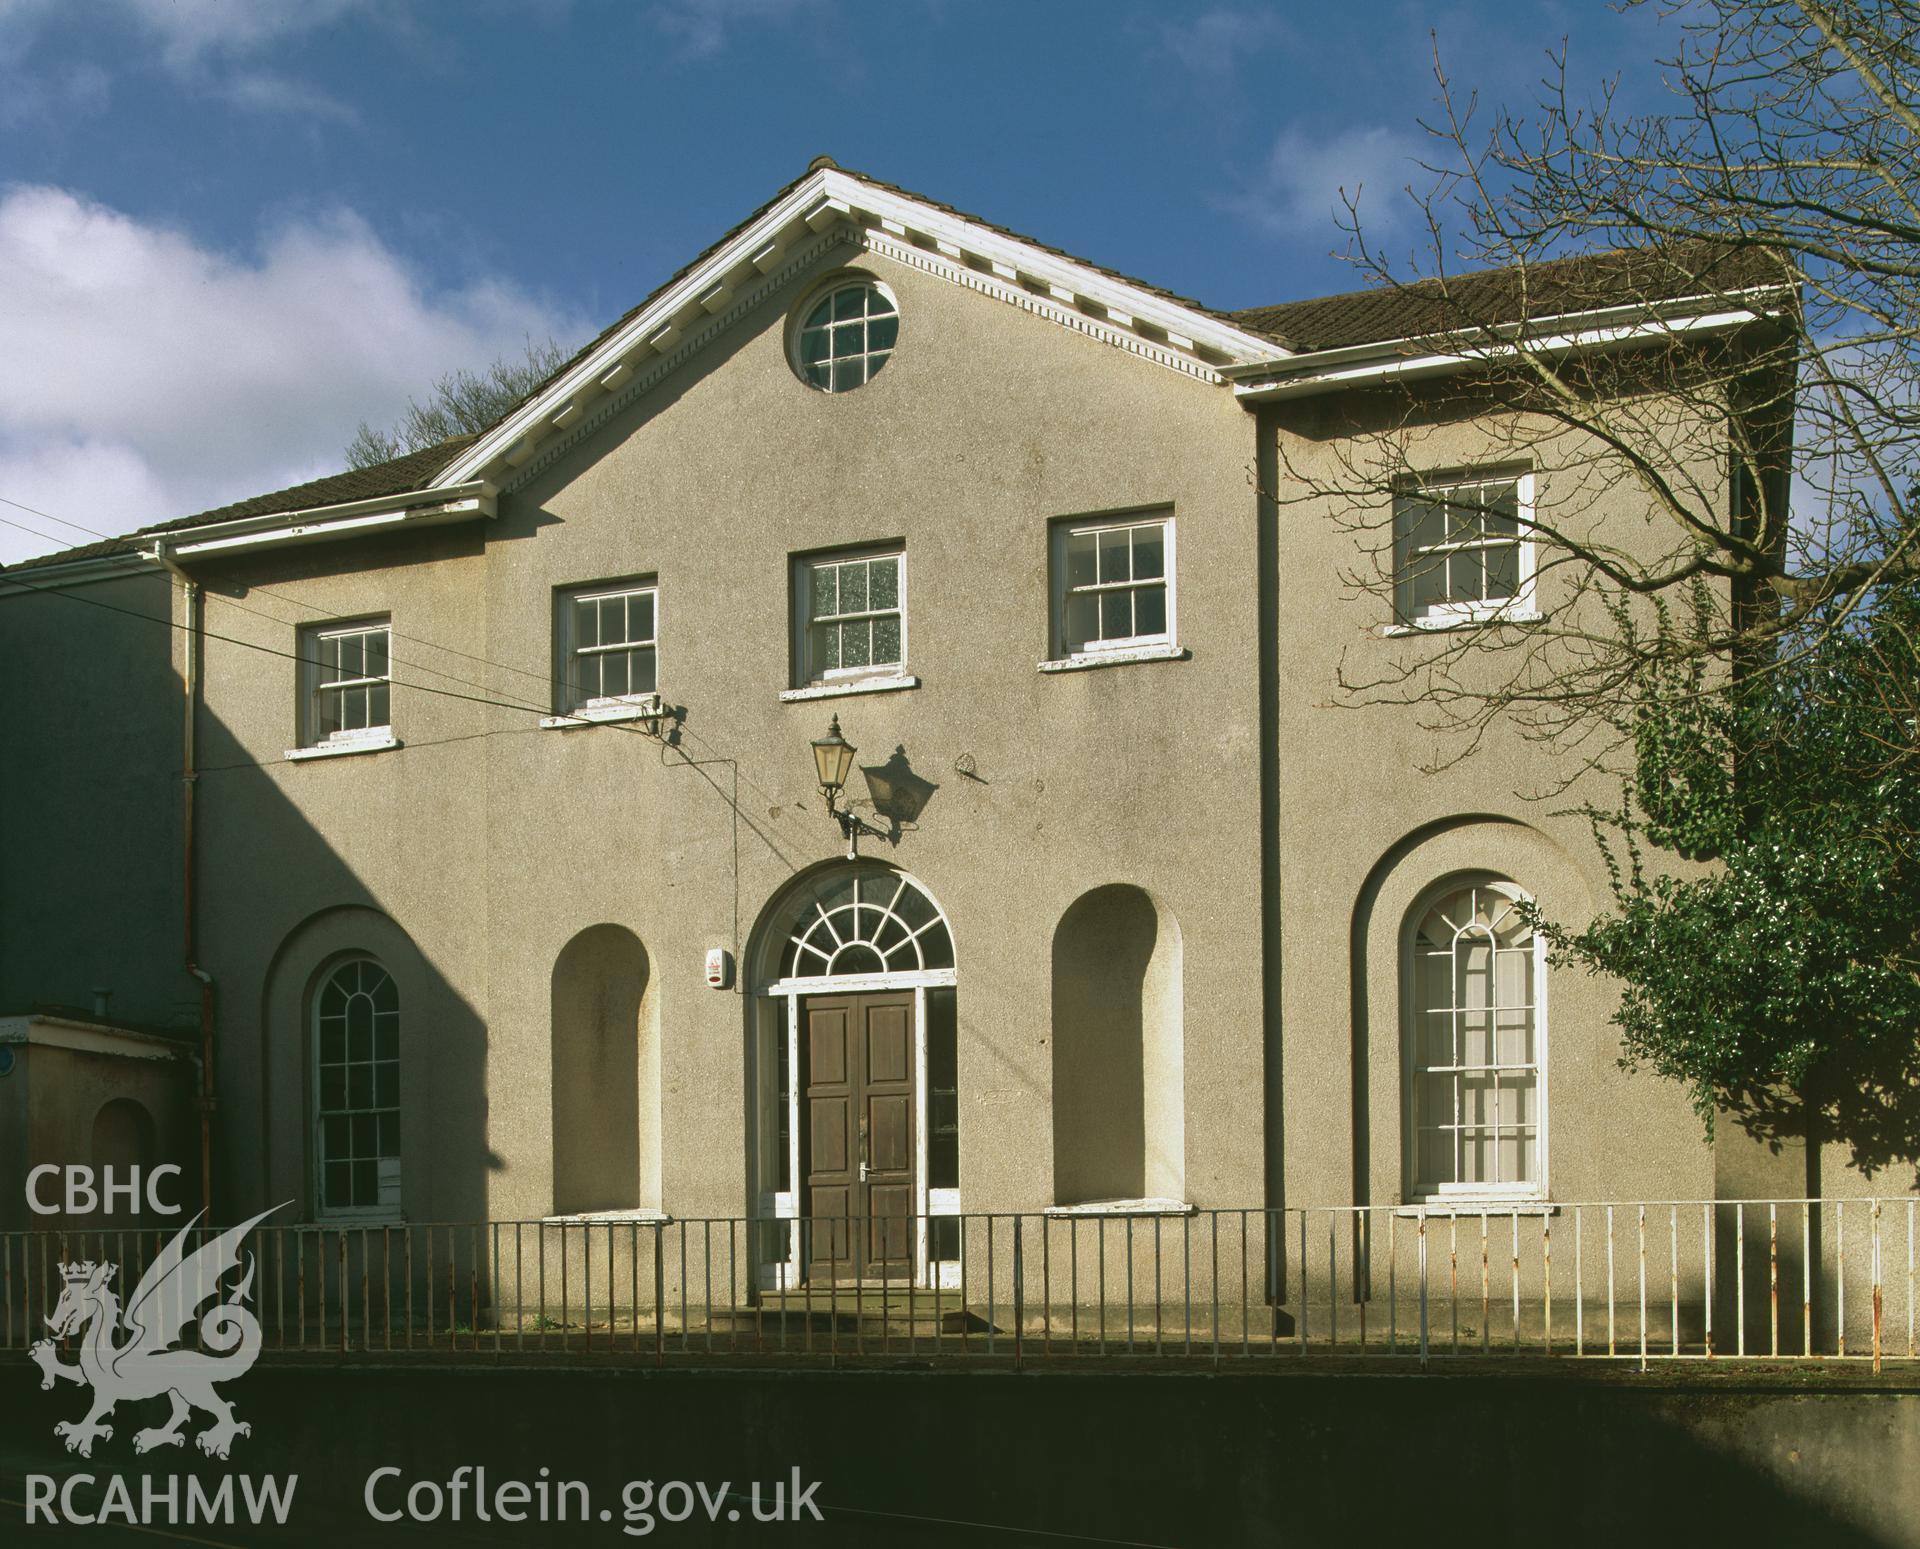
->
[795, 280, 898, 392]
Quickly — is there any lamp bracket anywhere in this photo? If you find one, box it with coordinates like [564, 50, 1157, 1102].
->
[822, 792, 895, 858]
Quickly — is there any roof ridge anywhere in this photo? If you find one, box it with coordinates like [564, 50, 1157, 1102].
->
[6, 436, 479, 572]
[1230, 237, 1748, 316]
[134, 435, 477, 539]
[1229, 238, 1787, 354]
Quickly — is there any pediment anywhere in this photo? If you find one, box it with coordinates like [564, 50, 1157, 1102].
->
[437, 164, 1290, 495]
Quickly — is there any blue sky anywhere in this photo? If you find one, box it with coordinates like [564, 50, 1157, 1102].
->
[0, 0, 1676, 564]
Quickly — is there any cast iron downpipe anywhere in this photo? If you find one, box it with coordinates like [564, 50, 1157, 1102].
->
[151, 541, 215, 1216]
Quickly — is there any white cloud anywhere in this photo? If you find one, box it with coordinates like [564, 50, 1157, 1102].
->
[112, 0, 378, 67]
[0, 0, 383, 127]
[0, 440, 172, 552]
[1156, 6, 1288, 82]
[645, 0, 823, 61]
[217, 69, 361, 125]
[0, 0, 374, 65]
[0, 185, 583, 565]
[1225, 125, 1425, 247]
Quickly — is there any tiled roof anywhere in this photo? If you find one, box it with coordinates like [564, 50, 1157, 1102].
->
[5, 173, 1789, 577]
[3, 534, 143, 571]
[143, 437, 475, 535]
[1229, 241, 1789, 353]
[5, 438, 474, 572]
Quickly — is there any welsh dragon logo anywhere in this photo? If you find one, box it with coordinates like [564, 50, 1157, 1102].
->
[29, 1204, 284, 1460]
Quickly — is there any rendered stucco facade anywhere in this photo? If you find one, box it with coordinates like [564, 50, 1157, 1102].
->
[0, 166, 1869, 1318]
[174, 233, 1268, 1237]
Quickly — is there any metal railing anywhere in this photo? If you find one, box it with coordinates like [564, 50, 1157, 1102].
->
[7, 1200, 1913, 1371]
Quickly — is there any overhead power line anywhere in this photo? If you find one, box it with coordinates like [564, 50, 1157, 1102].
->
[0, 497, 804, 872]
[0, 490, 795, 812]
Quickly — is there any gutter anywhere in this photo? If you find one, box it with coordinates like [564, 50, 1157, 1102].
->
[158, 481, 496, 560]
[1226, 286, 1792, 403]
[0, 550, 153, 595]
[150, 539, 217, 1217]
[1, 484, 495, 590]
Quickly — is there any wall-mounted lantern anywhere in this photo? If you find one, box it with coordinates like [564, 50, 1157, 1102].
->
[809, 717, 938, 858]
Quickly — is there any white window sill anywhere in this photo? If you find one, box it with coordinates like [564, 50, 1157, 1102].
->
[310, 1211, 406, 1227]
[779, 674, 918, 703]
[284, 734, 401, 762]
[1395, 1200, 1558, 1218]
[1045, 1198, 1196, 1218]
[540, 1208, 672, 1226]
[538, 702, 664, 730]
[1383, 608, 1541, 636]
[1038, 644, 1189, 673]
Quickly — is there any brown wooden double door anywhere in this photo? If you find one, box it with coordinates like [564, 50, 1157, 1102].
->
[802, 991, 915, 1281]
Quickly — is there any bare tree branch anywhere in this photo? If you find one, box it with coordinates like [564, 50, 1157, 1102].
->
[346, 335, 572, 470]
[1267, 0, 1920, 771]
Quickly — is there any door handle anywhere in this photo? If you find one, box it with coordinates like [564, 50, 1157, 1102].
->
[858, 1161, 870, 1183]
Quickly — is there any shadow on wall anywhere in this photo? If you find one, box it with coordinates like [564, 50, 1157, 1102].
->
[0, 571, 188, 1030]
[0, 540, 500, 1231]
[1051, 884, 1184, 1205]
[257, 900, 492, 1225]
[88, 1096, 158, 1227]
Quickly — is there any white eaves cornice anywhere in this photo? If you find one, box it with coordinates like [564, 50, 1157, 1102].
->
[1228, 284, 1792, 402]
[0, 484, 498, 589]
[0, 549, 155, 595]
[435, 167, 1292, 490]
[154, 482, 496, 561]
[812, 171, 1290, 367]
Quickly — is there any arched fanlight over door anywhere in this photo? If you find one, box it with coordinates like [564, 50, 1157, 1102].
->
[754, 864, 959, 1291]
[779, 868, 954, 980]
